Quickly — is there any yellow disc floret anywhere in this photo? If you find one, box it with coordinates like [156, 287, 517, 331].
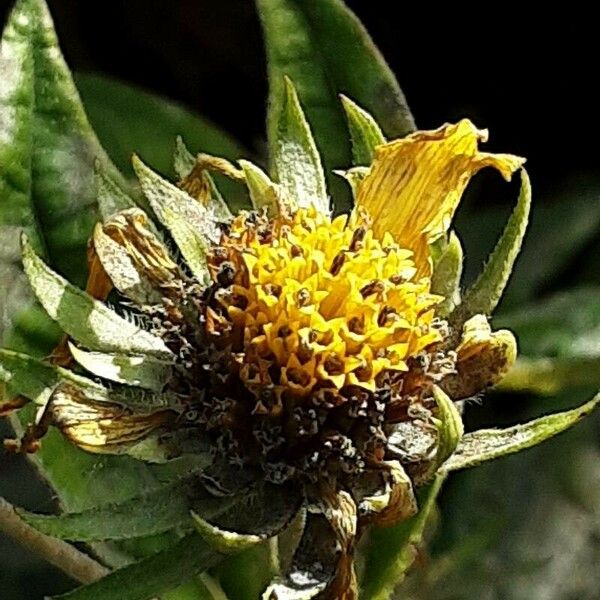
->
[207, 206, 443, 400]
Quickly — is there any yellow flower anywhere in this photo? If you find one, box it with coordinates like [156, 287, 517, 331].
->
[7, 117, 525, 600]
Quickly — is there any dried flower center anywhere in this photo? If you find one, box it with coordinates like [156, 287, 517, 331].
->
[206, 207, 442, 403]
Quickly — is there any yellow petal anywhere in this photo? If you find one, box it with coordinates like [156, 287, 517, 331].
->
[442, 314, 517, 399]
[356, 119, 525, 276]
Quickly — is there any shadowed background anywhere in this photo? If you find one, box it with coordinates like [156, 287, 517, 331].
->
[1, 2, 599, 598]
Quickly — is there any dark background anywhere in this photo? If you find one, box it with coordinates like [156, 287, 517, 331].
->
[0, 1, 597, 198]
[1, 2, 599, 599]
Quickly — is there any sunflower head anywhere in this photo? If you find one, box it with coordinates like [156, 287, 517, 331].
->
[5, 101, 528, 599]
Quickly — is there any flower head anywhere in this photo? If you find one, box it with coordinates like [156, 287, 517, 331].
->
[7, 115, 526, 599]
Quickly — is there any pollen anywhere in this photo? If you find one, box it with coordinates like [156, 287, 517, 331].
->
[206, 206, 443, 402]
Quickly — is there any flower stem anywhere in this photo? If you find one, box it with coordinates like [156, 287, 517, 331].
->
[0, 496, 109, 583]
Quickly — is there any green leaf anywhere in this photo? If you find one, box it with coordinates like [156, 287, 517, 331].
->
[452, 169, 530, 325]
[257, 0, 414, 207]
[0, 348, 101, 407]
[216, 541, 278, 600]
[442, 392, 600, 472]
[0, 0, 126, 286]
[361, 476, 444, 600]
[18, 475, 238, 541]
[69, 343, 172, 392]
[75, 72, 246, 204]
[404, 392, 600, 600]
[21, 235, 173, 359]
[0, 4, 189, 569]
[52, 531, 224, 600]
[496, 286, 600, 394]
[192, 513, 263, 552]
[430, 231, 464, 318]
[0, 0, 127, 356]
[340, 95, 385, 166]
[132, 155, 218, 284]
[173, 136, 197, 178]
[497, 356, 600, 396]
[456, 174, 600, 309]
[272, 77, 328, 213]
[94, 162, 138, 221]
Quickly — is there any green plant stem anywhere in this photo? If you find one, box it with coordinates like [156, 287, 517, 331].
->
[0, 496, 109, 583]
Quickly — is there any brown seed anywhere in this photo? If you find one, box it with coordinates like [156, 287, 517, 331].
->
[350, 226, 367, 251]
[360, 280, 384, 298]
[329, 252, 346, 276]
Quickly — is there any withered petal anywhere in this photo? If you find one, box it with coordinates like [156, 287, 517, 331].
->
[264, 489, 357, 600]
[41, 382, 176, 454]
[358, 460, 417, 527]
[96, 208, 183, 302]
[441, 314, 517, 400]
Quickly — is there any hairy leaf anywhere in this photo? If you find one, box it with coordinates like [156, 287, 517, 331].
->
[452, 169, 530, 324]
[430, 231, 464, 317]
[94, 162, 138, 221]
[69, 343, 172, 392]
[132, 155, 218, 284]
[442, 392, 600, 472]
[22, 236, 172, 359]
[257, 0, 414, 208]
[52, 532, 224, 600]
[341, 95, 385, 166]
[238, 159, 281, 216]
[416, 387, 463, 483]
[0, 348, 101, 408]
[272, 78, 328, 213]
[18, 475, 238, 541]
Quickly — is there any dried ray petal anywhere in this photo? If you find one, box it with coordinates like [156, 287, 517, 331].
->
[93, 223, 161, 305]
[265, 489, 357, 600]
[98, 208, 183, 299]
[441, 314, 517, 400]
[85, 237, 113, 302]
[178, 153, 235, 222]
[21, 382, 177, 455]
[358, 460, 417, 527]
[356, 119, 524, 276]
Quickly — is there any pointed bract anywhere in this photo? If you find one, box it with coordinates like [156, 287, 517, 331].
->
[272, 78, 329, 214]
[442, 392, 600, 472]
[341, 95, 386, 166]
[21, 235, 173, 359]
